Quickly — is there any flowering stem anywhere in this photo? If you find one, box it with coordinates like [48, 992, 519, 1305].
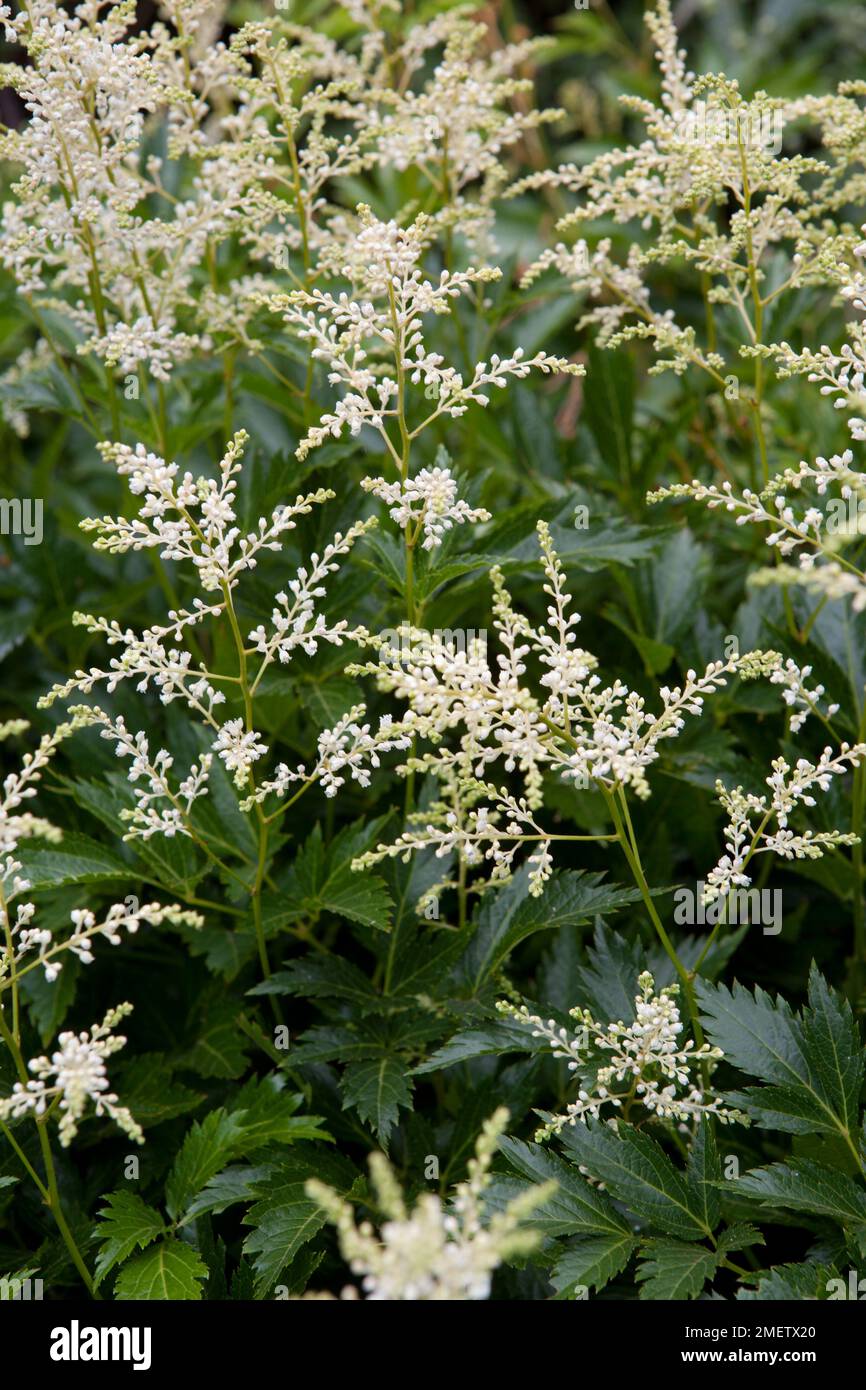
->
[734, 112, 770, 490]
[851, 697, 866, 967]
[606, 785, 705, 1048]
[37, 1120, 99, 1297]
[0, 1004, 97, 1296]
[387, 279, 421, 814]
[220, 579, 273, 982]
[252, 822, 272, 983]
[0, 1117, 49, 1200]
[691, 808, 774, 974]
[263, 777, 315, 826]
[0, 884, 20, 1043]
[267, 57, 313, 408]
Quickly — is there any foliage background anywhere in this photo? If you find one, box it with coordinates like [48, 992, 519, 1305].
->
[2, 0, 866, 1302]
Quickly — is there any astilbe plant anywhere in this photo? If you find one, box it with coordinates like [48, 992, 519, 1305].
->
[0, 717, 199, 1291]
[1, 0, 866, 1308]
[516, 0, 866, 989]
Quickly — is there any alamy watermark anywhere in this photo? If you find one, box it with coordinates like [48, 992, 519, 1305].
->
[674, 881, 782, 935]
[379, 626, 489, 666]
[826, 1270, 866, 1300]
[0, 497, 42, 545]
[49, 1320, 151, 1370]
[0, 1274, 43, 1300]
[825, 495, 866, 535]
[672, 104, 784, 157]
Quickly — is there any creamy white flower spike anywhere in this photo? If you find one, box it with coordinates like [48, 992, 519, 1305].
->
[704, 746, 865, 902]
[349, 522, 781, 892]
[361, 463, 490, 549]
[0, 1004, 143, 1148]
[514, 0, 863, 390]
[0, 0, 562, 432]
[649, 455, 866, 613]
[499, 973, 746, 1139]
[0, 720, 201, 994]
[40, 434, 376, 832]
[305, 1108, 553, 1300]
[266, 204, 582, 463]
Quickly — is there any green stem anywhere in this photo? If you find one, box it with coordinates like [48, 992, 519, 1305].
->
[851, 696, 866, 966]
[0, 1006, 97, 1296]
[605, 785, 704, 1048]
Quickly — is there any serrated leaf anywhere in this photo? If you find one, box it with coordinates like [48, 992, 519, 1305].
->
[498, 1138, 633, 1237]
[413, 1020, 548, 1074]
[63, 775, 201, 888]
[734, 1159, 866, 1233]
[20, 954, 79, 1045]
[536, 518, 662, 572]
[715, 1223, 765, 1255]
[264, 817, 393, 932]
[166, 1081, 326, 1220]
[687, 1121, 721, 1233]
[165, 1110, 246, 1221]
[114, 1239, 208, 1300]
[538, 924, 584, 1013]
[16, 832, 129, 889]
[636, 1239, 717, 1300]
[250, 956, 378, 1009]
[297, 677, 357, 730]
[559, 1122, 713, 1240]
[736, 1261, 840, 1301]
[377, 846, 466, 998]
[695, 978, 805, 1085]
[576, 918, 648, 1022]
[697, 968, 864, 1142]
[801, 964, 864, 1136]
[340, 1056, 413, 1143]
[414, 553, 491, 604]
[184, 1165, 273, 1222]
[551, 1231, 637, 1297]
[243, 1189, 328, 1297]
[583, 344, 634, 487]
[460, 867, 640, 992]
[648, 529, 707, 647]
[94, 1192, 165, 1288]
[288, 1024, 383, 1065]
[225, 1076, 330, 1150]
[241, 1153, 357, 1296]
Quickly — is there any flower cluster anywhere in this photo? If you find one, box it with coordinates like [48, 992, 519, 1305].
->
[80, 431, 332, 594]
[649, 450, 866, 613]
[767, 658, 840, 734]
[305, 1108, 553, 1300]
[704, 746, 866, 902]
[266, 204, 582, 464]
[350, 522, 780, 893]
[361, 461, 490, 550]
[3, 895, 201, 987]
[245, 705, 412, 808]
[39, 433, 375, 831]
[0, 1004, 142, 1148]
[0, 0, 560, 433]
[512, 0, 861, 388]
[0, 718, 201, 987]
[765, 228, 866, 442]
[498, 973, 745, 1139]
